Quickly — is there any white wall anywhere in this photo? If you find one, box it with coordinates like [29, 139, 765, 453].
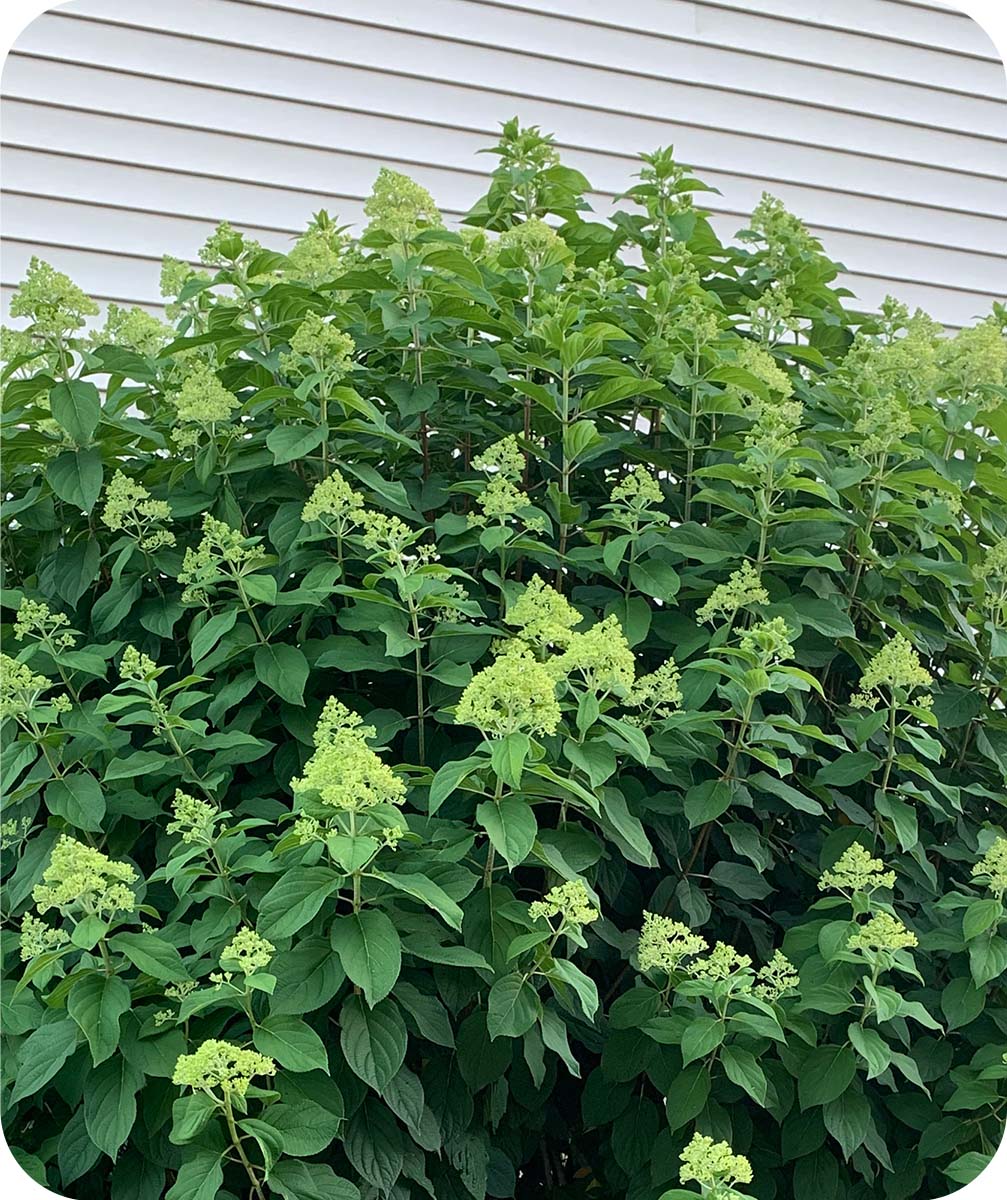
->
[2, 0, 1005, 328]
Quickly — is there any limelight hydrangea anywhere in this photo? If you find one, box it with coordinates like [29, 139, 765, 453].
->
[473, 435, 525, 478]
[972, 838, 1007, 898]
[286, 214, 347, 285]
[739, 617, 794, 664]
[280, 311, 354, 378]
[0, 654, 70, 721]
[172, 1040, 276, 1096]
[198, 221, 262, 267]
[455, 645, 561, 738]
[19, 912, 69, 962]
[119, 645, 158, 682]
[690, 941, 753, 981]
[679, 1132, 753, 1192]
[697, 562, 769, 624]
[220, 927, 275, 974]
[301, 469, 365, 526]
[637, 912, 708, 974]
[100, 471, 175, 551]
[364, 168, 442, 241]
[940, 316, 1007, 404]
[753, 950, 799, 1001]
[528, 880, 599, 926]
[91, 303, 173, 356]
[473, 474, 533, 525]
[550, 615, 636, 697]
[173, 361, 239, 428]
[167, 790, 220, 845]
[627, 658, 682, 721]
[9, 257, 99, 338]
[847, 912, 918, 954]
[505, 575, 582, 651]
[13, 599, 76, 650]
[357, 510, 417, 560]
[851, 633, 932, 709]
[178, 514, 257, 604]
[291, 696, 406, 811]
[610, 465, 665, 511]
[819, 843, 896, 894]
[497, 216, 568, 271]
[32, 835, 137, 919]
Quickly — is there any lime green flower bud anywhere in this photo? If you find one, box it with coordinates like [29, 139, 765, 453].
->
[220, 927, 275, 975]
[172, 1039, 276, 1096]
[32, 835, 137, 919]
[173, 361, 239, 426]
[847, 912, 918, 953]
[286, 213, 347, 285]
[280, 311, 354, 378]
[975, 538, 1007, 584]
[610, 465, 665, 511]
[497, 217, 569, 272]
[91, 303, 173, 356]
[120, 645, 158, 682]
[9, 256, 98, 338]
[167, 790, 220, 845]
[551, 615, 636, 697]
[636, 912, 707, 974]
[101, 471, 175, 551]
[364, 168, 442, 242]
[506, 575, 582, 651]
[697, 561, 769, 624]
[455, 645, 561, 738]
[198, 221, 262, 267]
[972, 837, 1007, 898]
[301, 469, 365, 526]
[292, 696, 406, 811]
[690, 941, 753, 982]
[626, 658, 682, 721]
[679, 1131, 753, 1191]
[473, 435, 525, 479]
[819, 844, 896, 894]
[851, 634, 931, 709]
[1, 654, 70, 721]
[13, 599, 76, 650]
[357, 510, 416, 560]
[19, 912, 68, 962]
[739, 617, 794, 664]
[528, 880, 599, 926]
[753, 950, 799, 1001]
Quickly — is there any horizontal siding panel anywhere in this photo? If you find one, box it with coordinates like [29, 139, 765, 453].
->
[49, 0, 1007, 139]
[4, 98, 1004, 301]
[232, 0, 1007, 99]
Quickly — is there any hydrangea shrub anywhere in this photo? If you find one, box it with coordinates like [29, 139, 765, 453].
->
[2, 120, 1007, 1200]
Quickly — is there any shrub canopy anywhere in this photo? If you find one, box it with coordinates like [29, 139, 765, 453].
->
[2, 121, 1007, 1200]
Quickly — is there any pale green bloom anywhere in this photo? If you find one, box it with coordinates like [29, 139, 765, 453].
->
[1, 815, 32, 851]
[172, 1040, 275, 1096]
[173, 361, 239, 427]
[13, 599, 76, 650]
[975, 538, 1007, 583]
[364, 168, 442, 242]
[636, 912, 707, 974]
[0, 324, 39, 365]
[753, 950, 799, 1001]
[471, 474, 532, 525]
[738, 617, 794, 664]
[120, 645, 158, 682]
[291, 696, 406, 811]
[473, 435, 525, 478]
[497, 216, 569, 272]
[19, 912, 68, 962]
[528, 880, 599, 926]
[732, 340, 794, 403]
[972, 837, 1007, 899]
[280, 311, 354, 378]
[357, 510, 417, 560]
[679, 1132, 753, 1191]
[851, 634, 932, 708]
[697, 561, 769, 624]
[165, 981, 197, 1001]
[854, 392, 916, 459]
[167, 790, 220, 845]
[610, 465, 665, 511]
[506, 575, 582, 651]
[91, 303, 173, 356]
[847, 912, 918, 953]
[32, 835, 137, 919]
[160, 255, 212, 318]
[9, 256, 98, 338]
[627, 658, 682, 721]
[0, 654, 70, 721]
[301, 470, 365, 526]
[940, 316, 1007, 404]
[286, 213, 347, 285]
[551, 614, 636, 697]
[220, 927, 275, 975]
[178, 514, 258, 604]
[690, 941, 753, 982]
[455, 645, 561, 738]
[198, 221, 263, 267]
[819, 843, 896, 894]
[101, 471, 175, 551]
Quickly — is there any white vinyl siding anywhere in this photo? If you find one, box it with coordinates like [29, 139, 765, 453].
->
[2, 0, 1005, 328]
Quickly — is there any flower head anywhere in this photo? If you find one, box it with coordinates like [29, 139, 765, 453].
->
[680, 1132, 753, 1192]
[292, 697, 405, 812]
[364, 168, 442, 242]
[473, 435, 525, 479]
[636, 912, 708, 974]
[528, 880, 599, 926]
[551, 615, 636, 697]
[280, 312, 354, 378]
[506, 575, 582, 651]
[847, 912, 918, 954]
[13, 599, 76, 650]
[32, 835, 137, 919]
[286, 213, 347, 285]
[753, 950, 799, 1001]
[178, 514, 259, 604]
[198, 221, 263, 267]
[91, 304, 173, 356]
[101, 471, 175, 550]
[497, 217, 569, 272]
[819, 843, 896, 894]
[119, 645, 158, 682]
[301, 469, 365, 526]
[626, 658, 682, 721]
[455, 645, 561, 738]
[173, 361, 239, 427]
[610, 465, 665, 512]
[697, 562, 769, 624]
[172, 1040, 276, 1096]
[9, 257, 98, 338]
[167, 790, 220, 845]
[220, 927, 275, 975]
[739, 617, 793, 664]
[972, 837, 1007, 899]
[851, 634, 932, 708]
[690, 941, 753, 982]
[19, 912, 68, 962]
[1, 655, 70, 721]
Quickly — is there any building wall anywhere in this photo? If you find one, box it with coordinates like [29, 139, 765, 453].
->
[2, 0, 1005, 328]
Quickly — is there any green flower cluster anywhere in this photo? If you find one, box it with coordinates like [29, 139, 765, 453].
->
[455, 644, 561, 738]
[637, 912, 708, 974]
[497, 216, 569, 272]
[172, 1039, 276, 1096]
[697, 561, 769, 624]
[610, 465, 665, 511]
[100, 470, 176, 551]
[506, 574, 582, 651]
[291, 697, 406, 811]
[120, 645, 159, 682]
[753, 950, 800, 1001]
[286, 212, 347, 285]
[847, 912, 918, 954]
[739, 617, 794, 664]
[551, 614, 636, 698]
[172, 361, 239, 439]
[178, 515, 258, 605]
[280, 311, 355, 378]
[0, 654, 70, 721]
[679, 1131, 753, 1193]
[91, 303, 173, 356]
[13, 599, 76, 651]
[19, 912, 69, 962]
[528, 880, 599, 926]
[198, 220, 263, 267]
[940, 316, 1007, 404]
[819, 844, 896, 894]
[364, 167, 442, 242]
[470, 436, 533, 527]
[219, 927, 275, 974]
[690, 940, 753, 982]
[627, 657, 683, 722]
[972, 838, 1007, 898]
[301, 469, 365, 527]
[851, 633, 932, 708]
[32, 835, 137, 919]
[167, 790, 220, 845]
[9, 256, 99, 338]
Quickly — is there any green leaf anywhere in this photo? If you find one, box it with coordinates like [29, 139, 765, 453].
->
[962, 897, 1002, 942]
[799, 1045, 857, 1109]
[267, 423, 326, 465]
[47, 448, 103, 513]
[46, 774, 105, 831]
[680, 1015, 724, 1066]
[253, 642, 309, 705]
[11, 1019, 79, 1102]
[374, 869, 464, 930]
[253, 1014, 328, 1072]
[664, 1063, 711, 1131]
[823, 1090, 870, 1159]
[257, 866, 339, 940]
[50, 379, 101, 445]
[330, 909, 401, 1006]
[165, 1150, 223, 1200]
[629, 558, 680, 600]
[84, 1055, 143, 1158]
[111, 932, 189, 982]
[427, 753, 482, 815]
[339, 993, 407, 1090]
[721, 1044, 768, 1105]
[684, 779, 734, 827]
[814, 753, 878, 787]
[487, 973, 541, 1039]
[477, 796, 537, 869]
[270, 1160, 360, 1200]
[67, 973, 131, 1065]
